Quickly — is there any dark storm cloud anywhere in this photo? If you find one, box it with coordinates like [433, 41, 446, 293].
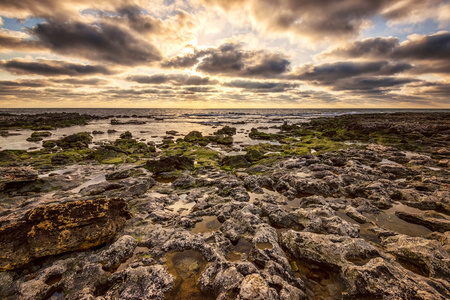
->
[162, 43, 290, 78]
[30, 21, 162, 66]
[127, 74, 218, 85]
[321, 32, 450, 61]
[289, 61, 411, 84]
[331, 77, 417, 92]
[0, 59, 113, 76]
[223, 80, 297, 92]
[392, 32, 450, 60]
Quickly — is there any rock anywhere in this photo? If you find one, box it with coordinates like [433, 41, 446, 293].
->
[184, 131, 204, 143]
[31, 131, 52, 137]
[172, 175, 196, 189]
[146, 155, 194, 173]
[56, 132, 93, 149]
[220, 155, 251, 169]
[0, 166, 38, 184]
[116, 265, 173, 299]
[345, 206, 368, 224]
[120, 131, 133, 139]
[42, 140, 57, 148]
[166, 130, 178, 135]
[395, 211, 450, 233]
[51, 154, 75, 165]
[0, 198, 131, 271]
[239, 274, 277, 300]
[97, 235, 137, 271]
[214, 126, 236, 136]
[80, 182, 123, 196]
[382, 234, 450, 278]
[216, 135, 233, 145]
[105, 169, 132, 180]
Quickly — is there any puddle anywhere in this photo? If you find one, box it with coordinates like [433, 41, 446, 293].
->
[248, 188, 284, 204]
[338, 203, 432, 244]
[191, 216, 222, 234]
[69, 174, 106, 193]
[116, 246, 150, 272]
[256, 242, 273, 250]
[165, 249, 213, 300]
[226, 238, 252, 262]
[167, 195, 195, 217]
[291, 260, 344, 300]
[371, 204, 432, 237]
[39, 167, 75, 178]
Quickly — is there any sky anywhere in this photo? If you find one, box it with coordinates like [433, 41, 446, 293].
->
[0, 0, 449, 108]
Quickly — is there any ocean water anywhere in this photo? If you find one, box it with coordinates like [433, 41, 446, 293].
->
[1, 108, 448, 151]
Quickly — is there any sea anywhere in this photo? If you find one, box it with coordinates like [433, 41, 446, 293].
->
[1, 108, 448, 151]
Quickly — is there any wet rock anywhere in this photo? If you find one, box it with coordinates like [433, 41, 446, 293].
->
[214, 126, 236, 136]
[56, 132, 93, 149]
[382, 234, 450, 278]
[146, 155, 194, 174]
[345, 206, 368, 224]
[166, 130, 178, 135]
[396, 211, 450, 233]
[0, 166, 38, 184]
[244, 175, 273, 193]
[0, 197, 131, 271]
[184, 131, 204, 143]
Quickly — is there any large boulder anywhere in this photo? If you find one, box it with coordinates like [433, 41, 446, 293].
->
[0, 198, 131, 271]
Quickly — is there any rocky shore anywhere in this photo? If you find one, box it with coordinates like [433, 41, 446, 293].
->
[0, 112, 449, 299]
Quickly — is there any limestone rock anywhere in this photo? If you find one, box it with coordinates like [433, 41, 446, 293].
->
[0, 198, 131, 271]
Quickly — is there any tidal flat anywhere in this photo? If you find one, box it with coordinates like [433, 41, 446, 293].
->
[0, 111, 449, 299]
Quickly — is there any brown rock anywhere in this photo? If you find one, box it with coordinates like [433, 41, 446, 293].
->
[0, 198, 131, 271]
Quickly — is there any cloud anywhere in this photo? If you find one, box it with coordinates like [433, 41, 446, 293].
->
[288, 61, 411, 84]
[223, 80, 297, 92]
[30, 20, 162, 66]
[162, 42, 290, 78]
[0, 29, 44, 52]
[0, 59, 113, 76]
[126, 74, 218, 85]
[0, 80, 48, 88]
[331, 76, 417, 92]
[193, 0, 445, 41]
[321, 32, 450, 61]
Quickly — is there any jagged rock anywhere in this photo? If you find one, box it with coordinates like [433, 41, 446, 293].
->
[396, 211, 450, 233]
[97, 235, 137, 271]
[0, 198, 131, 271]
[146, 155, 194, 173]
[382, 234, 450, 278]
[172, 175, 196, 189]
[239, 274, 277, 300]
[105, 169, 132, 180]
[0, 166, 38, 184]
[80, 182, 123, 196]
[345, 206, 368, 224]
